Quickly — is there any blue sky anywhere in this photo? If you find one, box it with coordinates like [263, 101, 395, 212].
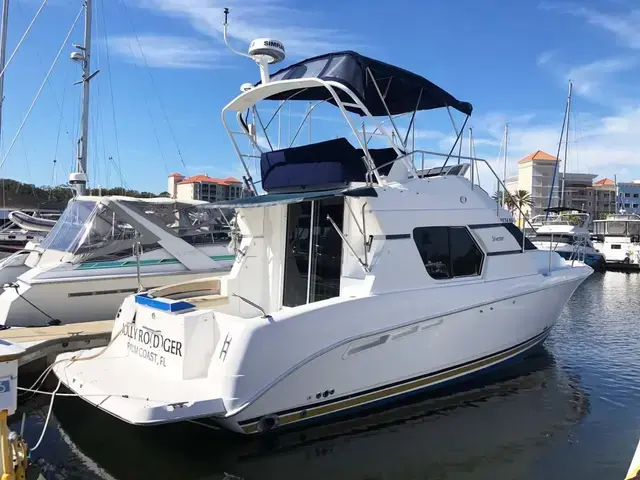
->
[0, 0, 639, 193]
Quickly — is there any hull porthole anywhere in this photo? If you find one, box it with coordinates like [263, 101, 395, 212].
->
[257, 414, 280, 433]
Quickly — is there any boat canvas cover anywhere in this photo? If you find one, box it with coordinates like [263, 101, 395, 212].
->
[260, 137, 398, 191]
[260, 51, 473, 117]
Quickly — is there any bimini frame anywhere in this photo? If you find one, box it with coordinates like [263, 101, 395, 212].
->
[221, 72, 470, 195]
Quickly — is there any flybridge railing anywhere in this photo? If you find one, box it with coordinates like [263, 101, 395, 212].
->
[369, 149, 537, 240]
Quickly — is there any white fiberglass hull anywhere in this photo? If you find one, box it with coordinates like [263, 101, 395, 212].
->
[593, 238, 640, 267]
[54, 264, 591, 434]
[0, 243, 234, 326]
[0, 270, 231, 326]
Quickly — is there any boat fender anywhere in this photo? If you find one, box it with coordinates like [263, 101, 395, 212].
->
[256, 414, 280, 433]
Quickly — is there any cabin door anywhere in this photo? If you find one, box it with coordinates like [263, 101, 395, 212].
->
[282, 197, 344, 308]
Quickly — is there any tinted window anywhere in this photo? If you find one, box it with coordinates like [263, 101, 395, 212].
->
[413, 227, 450, 279]
[450, 227, 483, 276]
[413, 227, 483, 280]
[503, 223, 537, 250]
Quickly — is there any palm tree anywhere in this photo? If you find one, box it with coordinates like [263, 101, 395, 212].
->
[492, 190, 516, 212]
[512, 190, 533, 227]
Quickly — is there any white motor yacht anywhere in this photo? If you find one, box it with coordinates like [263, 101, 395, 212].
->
[592, 213, 640, 269]
[530, 208, 605, 271]
[54, 38, 592, 434]
[0, 196, 235, 326]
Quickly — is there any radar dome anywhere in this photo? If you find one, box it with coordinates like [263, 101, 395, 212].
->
[248, 38, 285, 64]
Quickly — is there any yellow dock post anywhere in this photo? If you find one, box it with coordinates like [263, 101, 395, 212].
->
[0, 410, 12, 480]
[0, 341, 26, 480]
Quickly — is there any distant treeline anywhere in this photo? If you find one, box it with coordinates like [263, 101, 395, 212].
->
[0, 178, 169, 207]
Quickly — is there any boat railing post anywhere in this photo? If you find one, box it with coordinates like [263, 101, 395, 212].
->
[549, 234, 553, 271]
[133, 241, 144, 292]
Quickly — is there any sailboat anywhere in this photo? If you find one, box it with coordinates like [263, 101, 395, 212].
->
[53, 12, 592, 434]
[529, 81, 606, 271]
[0, 0, 235, 326]
[0, 1, 62, 252]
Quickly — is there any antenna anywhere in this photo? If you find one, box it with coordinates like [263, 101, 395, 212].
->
[222, 8, 285, 85]
[222, 8, 252, 60]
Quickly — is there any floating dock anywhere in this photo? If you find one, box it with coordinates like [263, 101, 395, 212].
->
[0, 321, 113, 373]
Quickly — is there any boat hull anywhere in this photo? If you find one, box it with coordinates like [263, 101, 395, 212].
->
[222, 327, 552, 434]
[227, 274, 587, 434]
[54, 267, 590, 434]
[0, 269, 229, 326]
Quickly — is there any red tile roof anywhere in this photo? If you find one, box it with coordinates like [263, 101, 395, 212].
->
[518, 150, 558, 164]
[177, 174, 242, 186]
[168, 173, 184, 178]
[593, 178, 615, 186]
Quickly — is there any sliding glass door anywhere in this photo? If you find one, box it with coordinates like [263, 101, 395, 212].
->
[282, 197, 344, 307]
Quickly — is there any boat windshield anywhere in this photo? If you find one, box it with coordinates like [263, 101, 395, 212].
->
[593, 219, 640, 237]
[533, 213, 587, 228]
[533, 234, 576, 244]
[39, 198, 231, 260]
[39, 200, 97, 252]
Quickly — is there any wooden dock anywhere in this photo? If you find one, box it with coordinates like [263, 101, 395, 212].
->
[0, 321, 113, 373]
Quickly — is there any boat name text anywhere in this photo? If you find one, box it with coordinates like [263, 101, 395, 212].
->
[492, 236, 504, 242]
[126, 341, 167, 367]
[122, 323, 183, 357]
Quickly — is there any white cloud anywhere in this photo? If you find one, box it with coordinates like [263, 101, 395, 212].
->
[565, 57, 637, 98]
[535, 51, 637, 104]
[536, 50, 555, 66]
[470, 107, 640, 181]
[137, 0, 360, 58]
[565, 6, 640, 49]
[109, 34, 224, 69]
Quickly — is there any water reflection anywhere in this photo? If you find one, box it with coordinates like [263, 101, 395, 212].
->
[40, 348, 588, 480]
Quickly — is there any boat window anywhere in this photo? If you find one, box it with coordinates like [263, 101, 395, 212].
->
[413, 227, 483, 280]
[607, 221, 626, 236]
[628, 222, 640, 236]
[39, 200, 96, 252]
[40, 200, 147, 261]
[503, 223, 537, 250]
[533, 234, 575, 244]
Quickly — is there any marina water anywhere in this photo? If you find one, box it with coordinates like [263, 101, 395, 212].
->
[13, 271, 640, 479]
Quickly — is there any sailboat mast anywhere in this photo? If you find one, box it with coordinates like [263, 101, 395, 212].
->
[502, 123, 508, 205]
[71, 0, 92, 197]
[560, 80, 572, 207]
[0, 0, 8, 145]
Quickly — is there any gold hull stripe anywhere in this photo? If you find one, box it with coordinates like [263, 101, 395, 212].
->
[240, 329, 549, 434]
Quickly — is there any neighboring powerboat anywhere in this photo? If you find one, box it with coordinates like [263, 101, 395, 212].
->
[0, 195, 235, 326]
[530, 208, 606, 271]
[592, 213, 640, 269]
[54, 37, 592, 434]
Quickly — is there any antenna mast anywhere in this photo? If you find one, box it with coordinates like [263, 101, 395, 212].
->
[70, 0, 99, 196]
[560, 80, 572, 207]
[502, 123, 508, 206]
[0, 0, 9, 148]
